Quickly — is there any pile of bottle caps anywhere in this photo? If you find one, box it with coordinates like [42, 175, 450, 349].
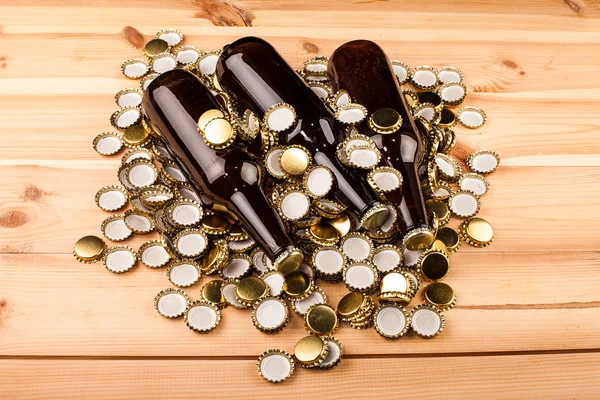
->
[74, 29, 499, 383]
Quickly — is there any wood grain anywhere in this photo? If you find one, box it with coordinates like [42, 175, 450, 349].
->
[1, 0, 599, 398]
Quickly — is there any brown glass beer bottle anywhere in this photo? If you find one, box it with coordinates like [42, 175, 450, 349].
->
[143, 69, 303, 273]
[328, 40, 434, 250]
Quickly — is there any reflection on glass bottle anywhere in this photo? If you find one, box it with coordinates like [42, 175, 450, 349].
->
[328, 40, 434, 250]
[143, 69, 302, 272]
[215, 37, 389, 231]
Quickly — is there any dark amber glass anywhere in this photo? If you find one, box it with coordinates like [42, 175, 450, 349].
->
[328, 40, 431, 241]
[215, 37, 387, 230]
[143, 69, 297, 262]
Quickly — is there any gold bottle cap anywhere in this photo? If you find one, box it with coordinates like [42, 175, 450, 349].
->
[466, 150, 500, 174]
[102, 245, 137, 273]
[417, 91, 443, 111]
[342, 134, 374, 155]
[304, 304, 339, 336]
[425, 199, 451, 227]
[437, 66, 464, 84]
[225, 224, 249, 242]
[173, 45, 201, 65]
[140, 72, 160, 91]
[292, 286, 327, 316]
[303, 56, 328, 75]
[154, 288, 190, 318]
[317, 336, 343, 370]
[398, 267, 420, 294]
[260, 270, 285, 297]
[340, 232, 373, 261]
[159, 233, 179, 259]
[123, 123, 151, 149]
[165, 199, 203, 228]
[458, 106, 487, 129]
[449, 190, 481, 218]
[294, 335, 329, 367]
[160, 162, 187, 185]
[121, 148, 153, 165]
[235, 276, 269, 306]
[437, 82, 466, 106]
[431, 239, 449, 255]
[293, 215, 322, 229]
[93, 132, 123, 156]
[309, 81, 332, 100]
[374, 304, 411, 339]
[257, 349, 296, 383]
[176, 184, 203, 204]
[323, 214, 352, 237]
[279, 145, 311, 177]
[380, 271, 413, 295]
[372, 244, 402, 273]
[435, 154, 462, 182]
[121, 58, 150, 79]
[335, 103, 367, 124]
[459, 173, 490, 196]
[166, 260, 201, 287]
[194, 49, 220, 76]
[411, 66, 438, 91]
[417, 249, 449, 282]
[115, 88, 143, 108]
[402, 89, 419, 109]
[185, 300, 221, 333]
[308, 220, 340, 246]
[200, 213, 231, 236]
[369, 108, 402, 134]
[302, 165, 334, 198]
[138, 240, 171, 268]
[228, 238, 256, 253]
[123, 209, 155, 234]
[74, 235, 106, 263]
[173, 229, 208, 258]
[439, 108, 457, 128]
[436, 227, 461, 253]
[201, 279, 227, 308]
[200, 117, 236, 149]
[391, 60, 412, 84]
[410, 304, 445, 338]
[459, 217, 494, 247]
[252, 297, 289, 334]
[197, 109, 226, 132]
[274, 247, 303, 275]
[201, 239, 229, 275]
[143, 38, 170, 58]
[277, 188, 311, 222]
[367, 166, 403, 195]
[221, 254, 252, 280]
[423, 282, 456, 311]
[431, 181, 455, 201]
[403, 226, 435, 250]
[251, 248, 269, 274]
[152, 209, 169, 234]
[360, 204, 389, 232]
[139, 185, 174, 208]
[100, 214, 132, 242]
[124, 159, 158, 189]
[95, 185, 128, 212]
[111, 106, 142, 131]
[346, 144, 381, 169]
[264, 146, 286, 178]
[413, 103, 438, 124]
[343, 261, 379, 293]
[222, 279, 247, 308]
[403, 247, 425, 268]
[155, 28, 183, 46]
[313, 198, 345, 216]
[283, 271, 313, 300]
[264, 103, 297, 132]
[337, 292, 365, 318]
[440, 128, 457, 154]
[312, 246, 345, 279]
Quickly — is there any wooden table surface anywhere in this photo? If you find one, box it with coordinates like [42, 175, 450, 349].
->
[1, 1, 600, 399]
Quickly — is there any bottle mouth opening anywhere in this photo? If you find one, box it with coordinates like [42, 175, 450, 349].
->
[403, 227, 435, 250]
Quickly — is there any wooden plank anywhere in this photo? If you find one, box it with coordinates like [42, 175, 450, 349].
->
[2, 353, 600, 399]
[0, 164, 598, 253]
[0, 252, 598, 357]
